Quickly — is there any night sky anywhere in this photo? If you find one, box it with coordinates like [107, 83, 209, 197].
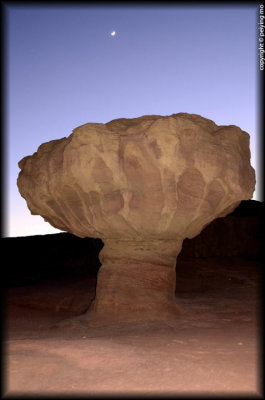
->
[5, 4, 261, 237]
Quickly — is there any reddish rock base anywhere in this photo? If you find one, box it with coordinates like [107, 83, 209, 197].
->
[89, 239, 183, 322]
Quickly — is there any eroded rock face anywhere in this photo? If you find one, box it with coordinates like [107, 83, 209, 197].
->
[17, 113, 255, 241]
[92, 239, 183, 322]
[17, 113, 255, 322]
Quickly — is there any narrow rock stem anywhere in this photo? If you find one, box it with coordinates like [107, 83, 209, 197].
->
[90, 239, 183, 322]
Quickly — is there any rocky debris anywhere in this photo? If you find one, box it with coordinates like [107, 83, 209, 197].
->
[6, 278, 96, 314]
[16, 113, 255, 322]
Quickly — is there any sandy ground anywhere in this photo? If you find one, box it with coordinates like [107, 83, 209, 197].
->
[3, 257, 262, 397]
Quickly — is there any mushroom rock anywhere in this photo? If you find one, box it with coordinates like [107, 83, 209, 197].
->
[17, 113, 255, 323]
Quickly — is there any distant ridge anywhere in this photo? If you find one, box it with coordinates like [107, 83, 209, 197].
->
[228, 200, 263, 217]
[2, 200, 262, 287]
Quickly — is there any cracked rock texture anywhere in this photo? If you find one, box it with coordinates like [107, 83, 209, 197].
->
[17, 113, 255, 241]
[17, 113, 255, 322]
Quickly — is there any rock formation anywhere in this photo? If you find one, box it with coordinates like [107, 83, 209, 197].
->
[17, 113, 255, 323]
[3, 200, 261, 288]
[180, 201, 261, 259]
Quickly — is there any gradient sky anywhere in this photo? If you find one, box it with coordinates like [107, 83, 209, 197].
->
[5, 3, 262, 237]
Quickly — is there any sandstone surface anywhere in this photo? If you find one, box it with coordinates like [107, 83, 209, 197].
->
[3, 200, 261, 288]
[5, 256, 260, 395]
[17, 113, 255, 322]
[18, 113, 255, 240]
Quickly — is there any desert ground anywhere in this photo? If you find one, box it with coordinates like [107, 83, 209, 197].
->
[3, 256, 262, 397]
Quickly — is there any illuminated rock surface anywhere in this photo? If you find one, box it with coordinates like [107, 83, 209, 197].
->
[17, 113, 255, 322]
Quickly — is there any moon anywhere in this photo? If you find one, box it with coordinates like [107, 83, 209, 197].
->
[110, 31, 116, 36]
